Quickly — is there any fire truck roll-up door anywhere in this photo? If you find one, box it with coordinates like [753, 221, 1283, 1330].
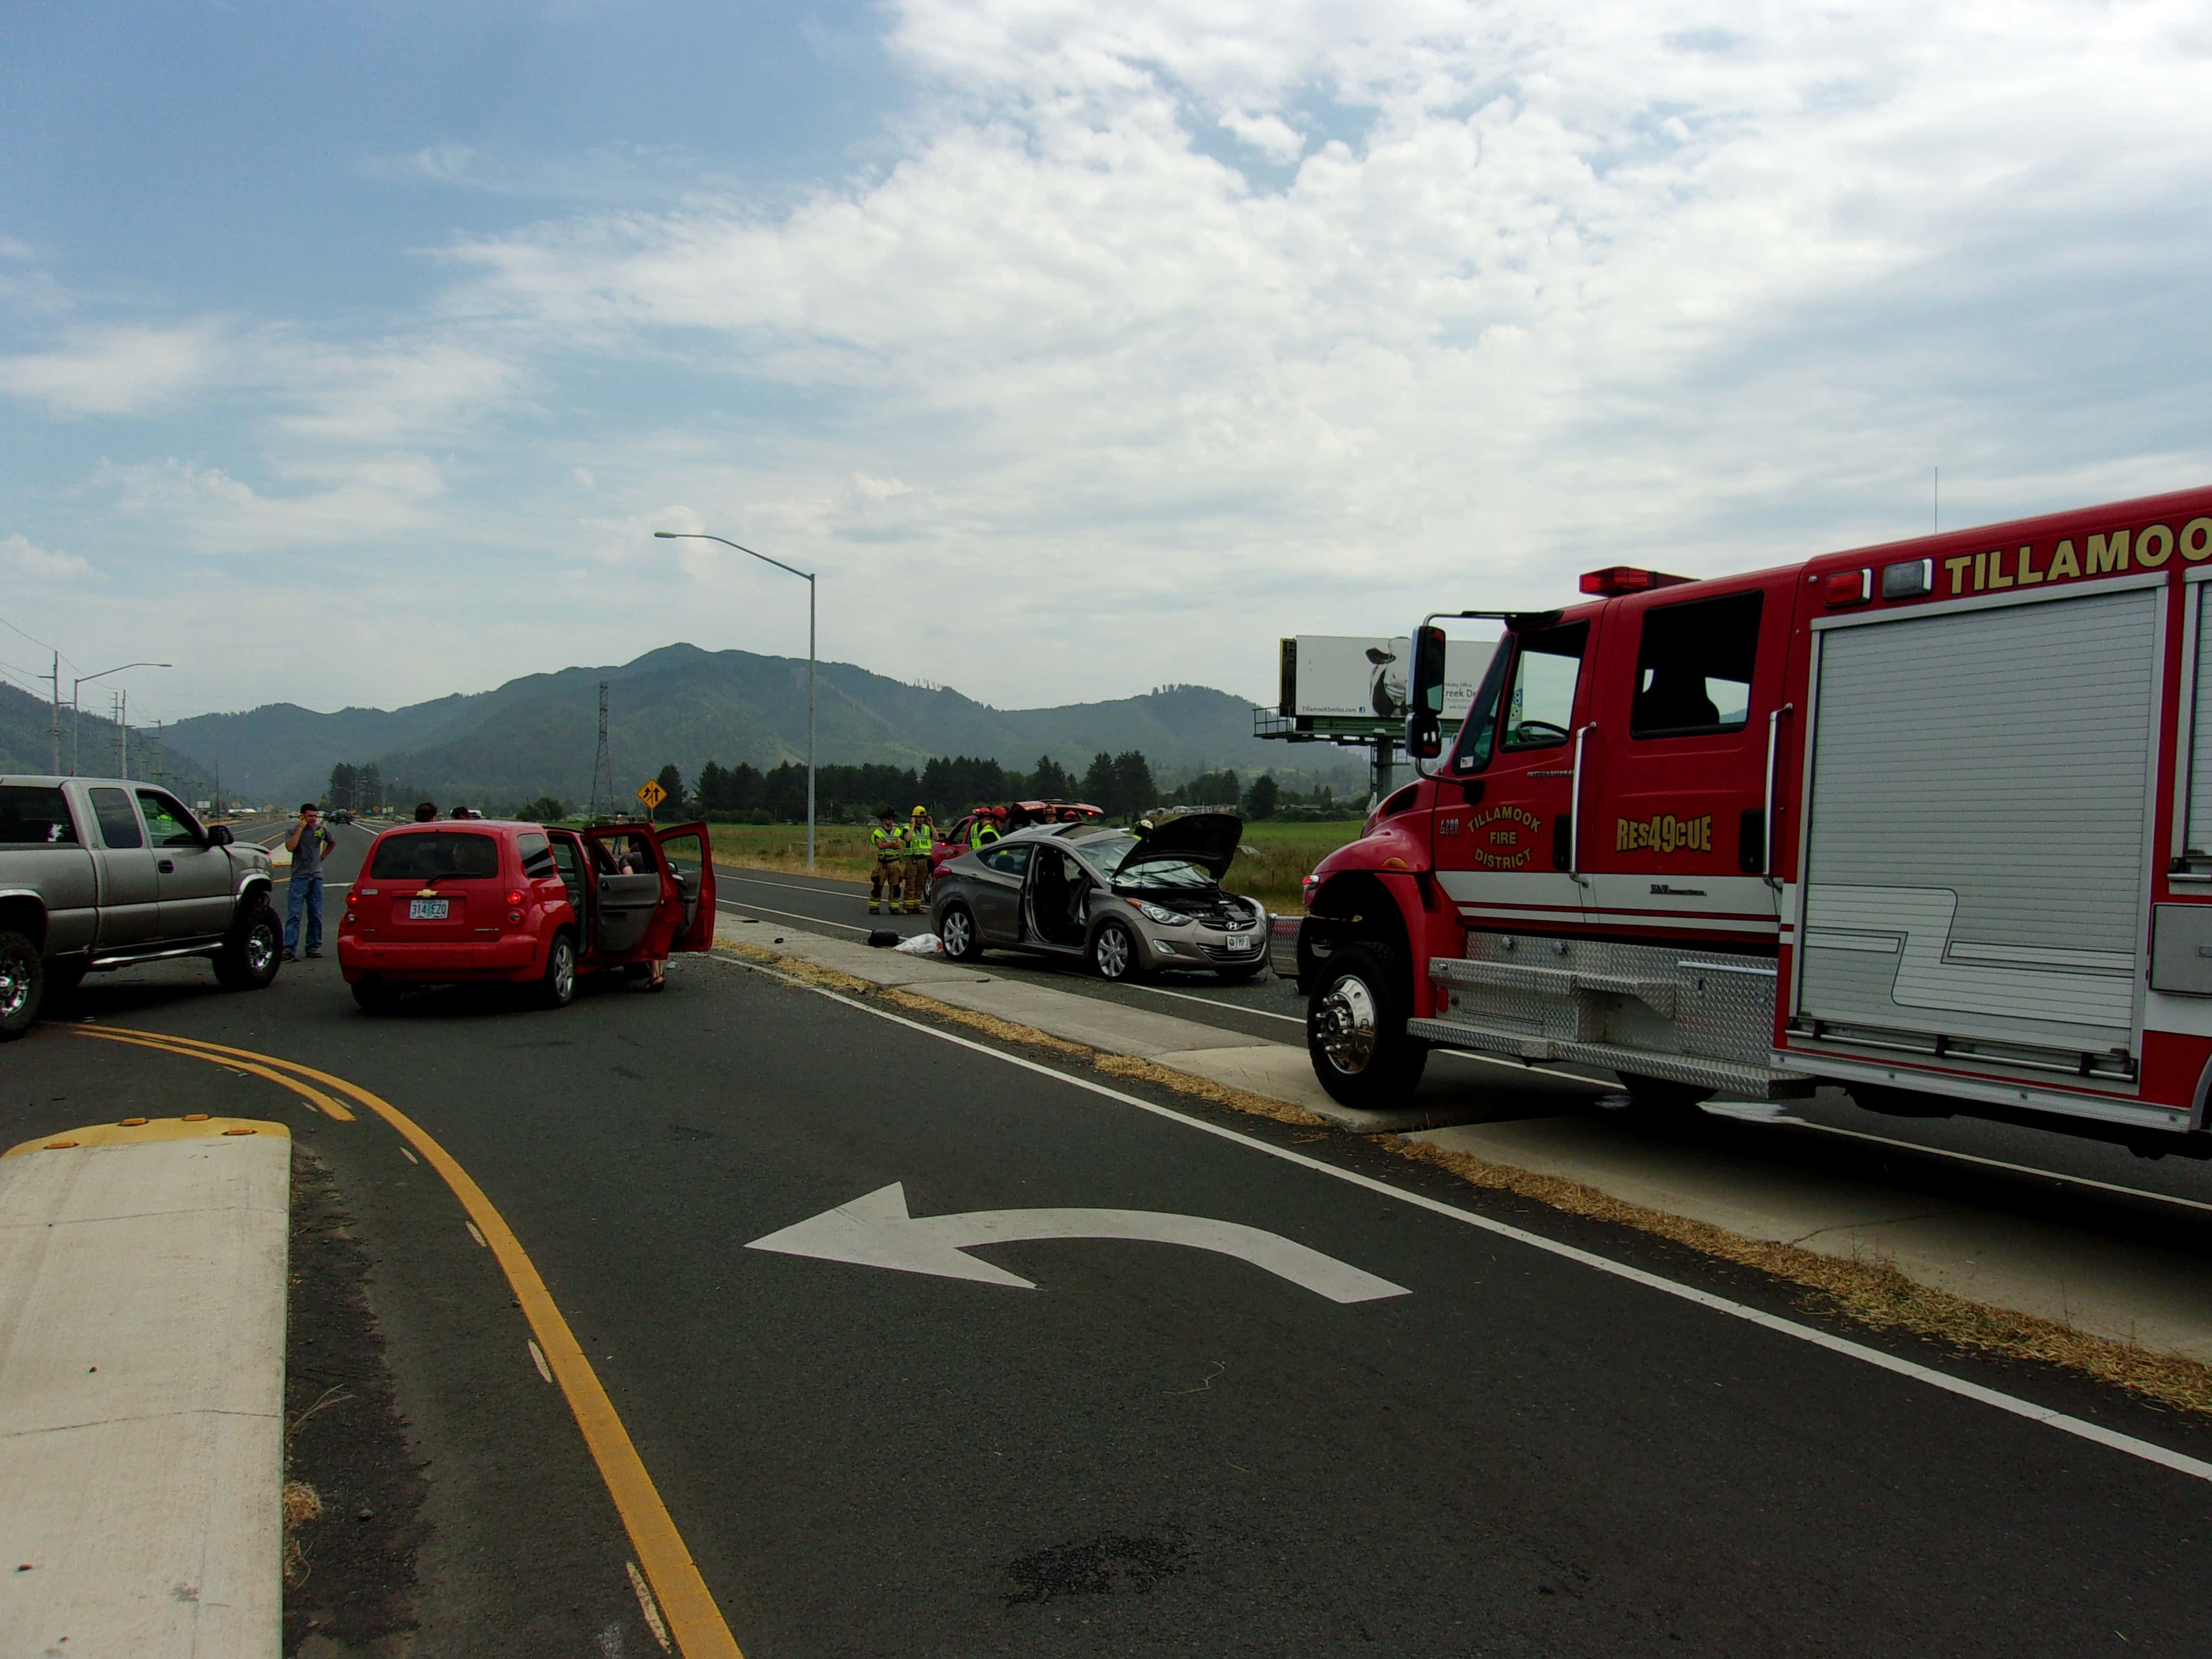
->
[1791, 581, 2159, 1087]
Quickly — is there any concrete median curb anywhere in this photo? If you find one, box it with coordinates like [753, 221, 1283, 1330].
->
[712, 915, 2212, 1413]
[0, 1117, 290, 1658]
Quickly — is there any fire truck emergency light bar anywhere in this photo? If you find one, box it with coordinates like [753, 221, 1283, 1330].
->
[1578, 566, 1693, 596]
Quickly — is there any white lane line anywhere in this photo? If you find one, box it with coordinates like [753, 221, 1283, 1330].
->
[465, 1220, 489, 1248]
[713, 951, 2212, 1486]
[627, 1559, 673, 1654]
[528, 1339, 553, 1383]
[716, 900, 872, 937]
[1752, 1114, 2212, 1217]
[719, 872, 872, 901]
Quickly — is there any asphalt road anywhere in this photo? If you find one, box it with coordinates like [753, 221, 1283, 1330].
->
[711, 863, 2212, 1216]
[9, 881, 2212, 1654]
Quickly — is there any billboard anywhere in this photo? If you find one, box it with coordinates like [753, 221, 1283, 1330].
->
[1280, 635, 1497, 723]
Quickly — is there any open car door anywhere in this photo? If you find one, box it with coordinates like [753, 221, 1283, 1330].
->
[653, 823, 716, 952]
[580, 824, 672, 961]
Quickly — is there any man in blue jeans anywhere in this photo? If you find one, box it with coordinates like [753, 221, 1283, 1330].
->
[283, 802, 337, 961]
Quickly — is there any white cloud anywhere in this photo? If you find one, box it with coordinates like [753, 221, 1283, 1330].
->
[1217, 109, 1304, 163]
[93, 454, 446, 553]
[0, 323, 223, 415]
[0, 533, 92, 582]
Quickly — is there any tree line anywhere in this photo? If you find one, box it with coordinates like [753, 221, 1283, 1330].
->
[642, 752, 1359, 824]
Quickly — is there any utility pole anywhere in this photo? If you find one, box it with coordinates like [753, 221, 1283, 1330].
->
[116, 689, 127, 778]
[588, 681, 614, 822]
[43, 651, 59, 774]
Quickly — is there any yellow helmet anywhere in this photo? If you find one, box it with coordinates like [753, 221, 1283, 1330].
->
[911, 805, 928, 818]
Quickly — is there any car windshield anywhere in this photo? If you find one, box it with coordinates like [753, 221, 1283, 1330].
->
[370, 830, 501, 880]
[1068, 830, 1217, 889]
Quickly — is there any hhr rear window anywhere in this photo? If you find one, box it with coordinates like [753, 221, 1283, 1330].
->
[370, 831, 501, 880]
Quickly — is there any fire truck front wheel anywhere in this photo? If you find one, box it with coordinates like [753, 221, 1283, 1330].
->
[1307, 943, 1429, 1107]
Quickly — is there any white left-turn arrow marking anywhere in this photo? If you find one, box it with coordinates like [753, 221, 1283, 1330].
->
[745, 1182, 1409, 1304]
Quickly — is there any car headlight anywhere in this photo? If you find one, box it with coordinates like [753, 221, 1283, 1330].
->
[1137, 901, 1192, 926]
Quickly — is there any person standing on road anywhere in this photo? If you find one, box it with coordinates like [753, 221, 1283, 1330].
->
[968, 805, 1004, 850]
[905, 806, 935, 914]
[868, 808, 904, 915]
[283, 802, 337, 961]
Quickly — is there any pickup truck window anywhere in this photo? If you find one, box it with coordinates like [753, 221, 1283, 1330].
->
[370, 831, 500, 880]
[90, 787, 145, 849]
[0, 786, 79, 845]
[136, 789, 202, 848]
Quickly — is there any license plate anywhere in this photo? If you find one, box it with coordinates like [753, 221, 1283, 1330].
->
[1224, 933, 1250, 951]
[408, 899, 449, 920]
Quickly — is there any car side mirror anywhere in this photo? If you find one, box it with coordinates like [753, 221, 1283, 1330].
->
[1405, 623, 1448, 760]
[205, 823, 233, 847]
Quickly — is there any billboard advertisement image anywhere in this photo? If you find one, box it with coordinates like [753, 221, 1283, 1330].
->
[1281, 635, 1497, 723]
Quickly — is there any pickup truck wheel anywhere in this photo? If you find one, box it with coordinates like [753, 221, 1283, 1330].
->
[0, 931, 43, 1041]
[1307, 941, 1429, 1108]
[214, 897, 281, 991]
[536, 931, 577, 1010]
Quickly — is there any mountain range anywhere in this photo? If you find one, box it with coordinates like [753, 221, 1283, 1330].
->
[160, 644, 1351, 807]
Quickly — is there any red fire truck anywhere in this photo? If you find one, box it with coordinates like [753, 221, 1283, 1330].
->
[1282, 484, 2212, 1159]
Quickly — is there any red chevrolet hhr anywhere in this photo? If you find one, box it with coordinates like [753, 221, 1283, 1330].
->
[337, 818, 716, 1011]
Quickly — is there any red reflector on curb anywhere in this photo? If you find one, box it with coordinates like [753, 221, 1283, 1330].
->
[119, 1117, 147, 1126]
[221, 1128, 257, 1137]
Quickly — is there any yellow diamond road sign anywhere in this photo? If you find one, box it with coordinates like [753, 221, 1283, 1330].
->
[636, 779, 668, 811]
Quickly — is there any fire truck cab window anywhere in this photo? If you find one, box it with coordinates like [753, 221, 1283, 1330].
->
[1630, 590, 1762, 738]
[1501, 624, 1589, 751]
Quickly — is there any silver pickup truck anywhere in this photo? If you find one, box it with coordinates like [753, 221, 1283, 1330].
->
[0, 775, 283, 1040]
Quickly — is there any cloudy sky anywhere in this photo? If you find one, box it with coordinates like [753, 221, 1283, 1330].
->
[3, 0, 2209, 725]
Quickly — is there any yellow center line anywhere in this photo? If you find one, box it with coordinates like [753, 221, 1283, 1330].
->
[79, 1024, 745, 1659]
[76, 1028, 355, 1120]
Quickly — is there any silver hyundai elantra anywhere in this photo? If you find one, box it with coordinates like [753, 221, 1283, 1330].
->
[928, 812, 1267, 982]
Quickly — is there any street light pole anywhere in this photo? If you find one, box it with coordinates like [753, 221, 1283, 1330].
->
[69, 661, 171, 777]
[654, 531, 817, 870]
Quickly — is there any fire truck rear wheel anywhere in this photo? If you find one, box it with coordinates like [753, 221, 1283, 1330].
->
[1307, 942, 1429, 1108]
[1616, 1073, 1708, 1117]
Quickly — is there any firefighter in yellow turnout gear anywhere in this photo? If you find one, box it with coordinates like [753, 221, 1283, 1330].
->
[904, 806, 935, 914]
[868, 808, 905, 914]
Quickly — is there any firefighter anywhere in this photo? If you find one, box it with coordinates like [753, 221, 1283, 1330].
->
[968, 805, 1004, 849]
[904, 806, 935, 914]
[868, 807, 904, 914]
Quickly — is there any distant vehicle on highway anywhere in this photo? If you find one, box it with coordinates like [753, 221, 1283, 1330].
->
[327, 809, 352, 824]
[0, 775, 282, 1039]
[929, 811, 1265, 982]
[929, 800, 1103, 885]
[337, 817, 714, 1012]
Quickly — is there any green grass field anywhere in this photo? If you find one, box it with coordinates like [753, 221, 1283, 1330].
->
[704, 817, 1368, 912]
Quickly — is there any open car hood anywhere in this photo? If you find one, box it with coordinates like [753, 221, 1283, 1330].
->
[1114, 812, 1243, 882]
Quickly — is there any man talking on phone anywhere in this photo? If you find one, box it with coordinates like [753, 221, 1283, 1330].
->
[283, 802, 337, 962]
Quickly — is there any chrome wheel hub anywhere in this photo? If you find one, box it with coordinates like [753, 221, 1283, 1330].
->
[0, 961, 27, 1020]
[246, 928, 276, 974]
[553, 943, 575, 998]
[943, 912, 971, 955]
[1314, 978, 1379, 1074]
[1096, 928, 1129, 977]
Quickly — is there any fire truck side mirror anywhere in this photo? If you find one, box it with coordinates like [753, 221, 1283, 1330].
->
[1406, 624, 1449, 760]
